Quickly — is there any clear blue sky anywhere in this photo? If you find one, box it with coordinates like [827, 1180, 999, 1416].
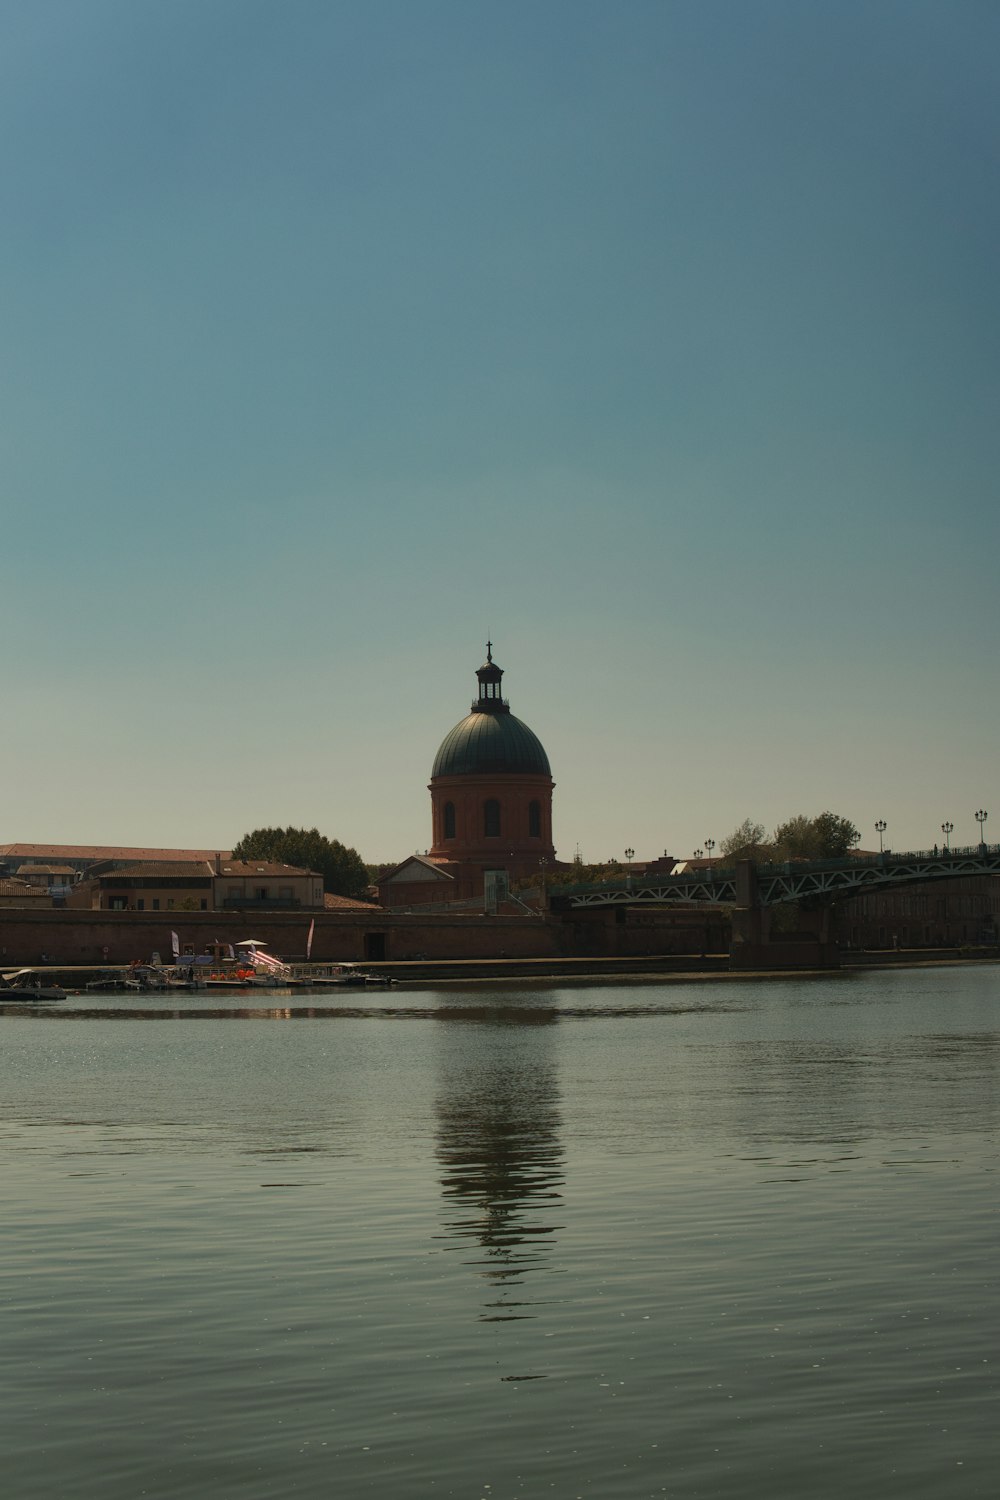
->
[2, 0, 996, 863]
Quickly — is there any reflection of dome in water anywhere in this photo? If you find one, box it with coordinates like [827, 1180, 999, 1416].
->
[436, 1023, 563, 1291]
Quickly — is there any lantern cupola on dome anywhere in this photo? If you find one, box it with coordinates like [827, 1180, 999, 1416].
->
[474, 641, 506, 710]
[432, 646, 551, 779]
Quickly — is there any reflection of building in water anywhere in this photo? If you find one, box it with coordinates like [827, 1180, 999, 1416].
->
[435, 1015, 564, 1316]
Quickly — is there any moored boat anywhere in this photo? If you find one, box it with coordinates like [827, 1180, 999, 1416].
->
[294, 963, 394, 988]
[0, 969, 67, 1001]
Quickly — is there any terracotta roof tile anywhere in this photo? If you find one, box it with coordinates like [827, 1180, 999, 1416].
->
[378, 855, 457, 882]
[0, 879, 48, 898]
[0, 843, 232, 862]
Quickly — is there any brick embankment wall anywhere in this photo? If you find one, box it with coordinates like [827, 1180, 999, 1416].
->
[0, 908, 564, 967]
[0, 903, 731, 966]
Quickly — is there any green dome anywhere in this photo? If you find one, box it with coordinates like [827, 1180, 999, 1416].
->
[432, 710, 552, 778]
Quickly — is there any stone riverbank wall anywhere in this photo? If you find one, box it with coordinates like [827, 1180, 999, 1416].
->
[0, 903, 726, 968]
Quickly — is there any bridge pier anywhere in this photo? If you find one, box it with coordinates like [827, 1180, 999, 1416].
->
[729, 860, 840, 970]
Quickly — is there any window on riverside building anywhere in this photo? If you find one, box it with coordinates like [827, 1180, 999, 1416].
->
[484, 799, 501, 837]
[528, 800, 541, 838]
[444, 801, 456, 839]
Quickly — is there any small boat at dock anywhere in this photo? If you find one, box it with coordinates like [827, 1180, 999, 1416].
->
[294, 963, 394, 988]
[0, 969, 67, 1001]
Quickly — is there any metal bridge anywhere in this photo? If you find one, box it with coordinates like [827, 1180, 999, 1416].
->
[559, 845, 1000, 909]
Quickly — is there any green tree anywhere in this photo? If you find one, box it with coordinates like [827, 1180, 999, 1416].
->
[770, 814, 816, 860]
[230, 826, 371, 899]
[719, 818, 769, 861]
[812, 811, 861, 857]
[771, 811, 860, 861]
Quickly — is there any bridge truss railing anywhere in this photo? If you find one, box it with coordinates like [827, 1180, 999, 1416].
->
[561, 845, 1000, 909]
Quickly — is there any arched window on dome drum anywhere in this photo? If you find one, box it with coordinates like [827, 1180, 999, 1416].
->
[443, 801, 456, 840]
[528, 800, 541, 838]
[484, 799, 501, 837]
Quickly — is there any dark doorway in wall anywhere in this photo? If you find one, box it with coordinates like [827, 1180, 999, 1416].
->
[364, 932, 386, 961]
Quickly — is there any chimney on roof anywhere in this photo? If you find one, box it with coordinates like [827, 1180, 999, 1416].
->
[215, 852, 221, 874]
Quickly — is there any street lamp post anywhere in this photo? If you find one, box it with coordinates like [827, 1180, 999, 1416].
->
[875, 820, 887, 855]
[941, 821, 953, 853]
[624, 848, 634, 892]
[975, 809, 988, 849]
[693, 849, 703, 859]
[705, 838, 715, 875]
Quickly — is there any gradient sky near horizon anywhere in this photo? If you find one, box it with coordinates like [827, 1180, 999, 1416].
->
[2, 0, 997, 864]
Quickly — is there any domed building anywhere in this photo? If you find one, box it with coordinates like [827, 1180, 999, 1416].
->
[378, 646, 556, 908]
[429, 645, 555, 870]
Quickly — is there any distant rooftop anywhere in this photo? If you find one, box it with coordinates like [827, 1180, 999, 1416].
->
[88, 860, 318, 880]
[323, 892, 378, 910]
[0, 878, 48, 898]
[1, 843, 232, 863]
[95, 862, 216, 880]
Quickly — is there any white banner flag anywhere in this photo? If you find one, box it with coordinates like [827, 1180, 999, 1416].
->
[170, 930, 180, 958]
[306, 918, 315, 959]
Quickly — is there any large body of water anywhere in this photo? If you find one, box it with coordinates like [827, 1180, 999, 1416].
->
[2, 966, 996, 1498]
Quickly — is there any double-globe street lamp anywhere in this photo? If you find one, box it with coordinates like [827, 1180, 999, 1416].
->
[624, 848, 634, 892]
[941, 821, 953, 852]
[705, 838, 715, 875]
[975, 810, 988, 849]
[875, 819, 887, 855]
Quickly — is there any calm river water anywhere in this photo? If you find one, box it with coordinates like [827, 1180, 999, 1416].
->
[1, 966, 996, 1499]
